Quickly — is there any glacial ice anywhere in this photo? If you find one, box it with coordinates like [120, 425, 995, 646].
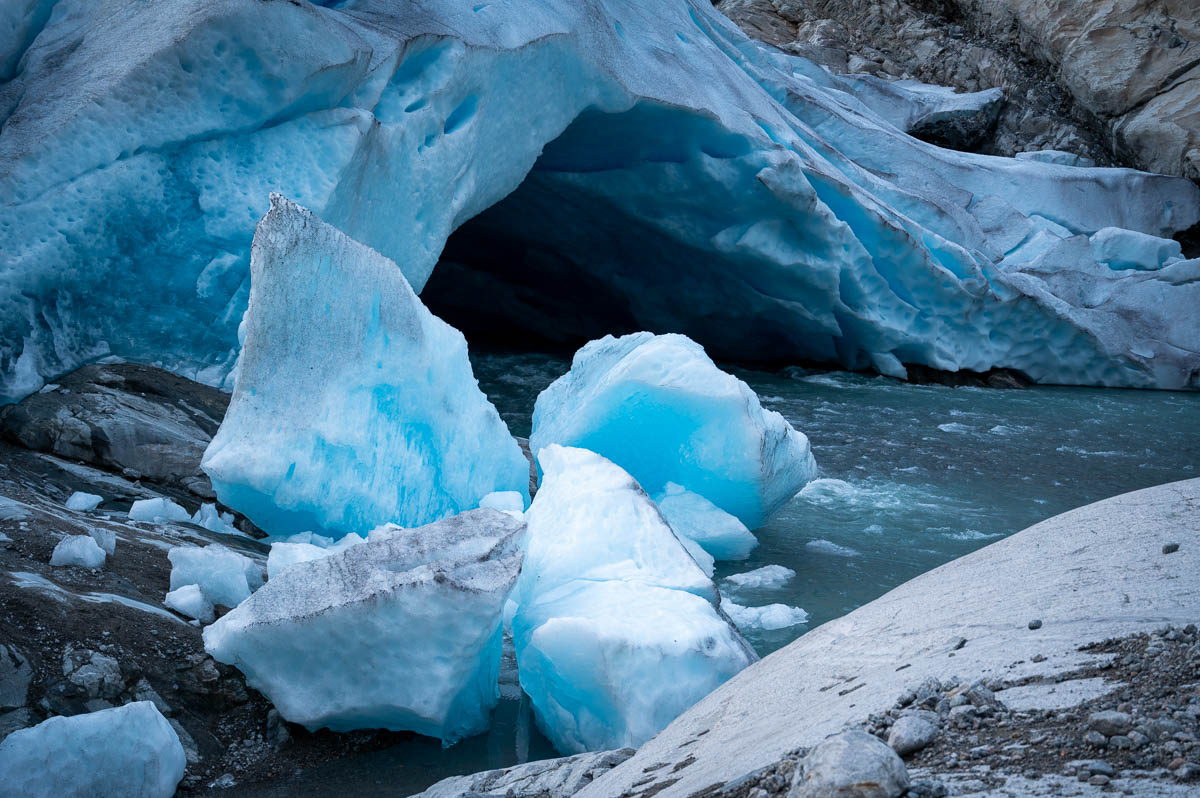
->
[531, 333, 817, 529]
[190, 503, 240, 536]
[201, 196, 529, 538]
[0, 700, 185, 798]
[266, 533, 365, 579]
[88, 526, 116, 556]
[164, 583, 215, 624]
[479, 490, 526, 515]
[128, 497, 190, 524]
[655, 482, 758, 561]
[65, 492, 103, 512]
[723, 564, 796, 591]
[1089, 227, 1183, 271]
[721, 599, 810, 632]
[204, 509, 524, 742]
[50, 535, 106, 569]
[168, 543, 262, 609]
[513, 445, 756, 754]
[2, 0, 1199, 398]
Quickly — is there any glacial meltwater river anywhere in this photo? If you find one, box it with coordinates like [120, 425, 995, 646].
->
[227, 351, 1200, 797]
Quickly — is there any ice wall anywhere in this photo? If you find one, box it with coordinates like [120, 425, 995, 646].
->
[2, 0, 1199, 398]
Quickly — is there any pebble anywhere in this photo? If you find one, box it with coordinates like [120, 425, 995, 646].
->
[1162, 543, 1179, 554]
[1084, 730, 1107, 746]
[1028, 619, 1042, 630]
[1089, 774, 1110, 786]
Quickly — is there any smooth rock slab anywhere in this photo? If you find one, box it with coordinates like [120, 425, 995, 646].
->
[0, 701, 185, 798]
[790, 729, 909, 798]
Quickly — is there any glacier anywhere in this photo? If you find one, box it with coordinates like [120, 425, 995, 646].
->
[200, 195, 529, 538]
[0, 701, 186, 798]
[531, 333, 817, 530]
[513, 445, 756, 754]
[2, 0, 1200, 399]
[204, 509, 524, 743]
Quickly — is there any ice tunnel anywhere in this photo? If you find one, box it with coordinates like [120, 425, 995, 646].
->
[2, 0, 1199, 401]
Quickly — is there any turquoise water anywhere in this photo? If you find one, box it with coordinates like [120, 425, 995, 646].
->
[223, 353, 1199, 797]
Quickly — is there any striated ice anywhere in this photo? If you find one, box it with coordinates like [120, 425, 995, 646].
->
[266, 533, 365, 579]
[0, 701, 185, 798]
[128, 498, 190, 524]
[164, 584, 214, 624]
[1090, 227, 1183, 271]
[201, 196, 529, 538]
[65, 492, 103, 512]
[50, 535, 106, 569]
[531, 333, 817, 530]
[654, 482, 758, 561]
[168, 543, 262, 609]
[204, 510, 524, 743]
[513, 445, 756, 754]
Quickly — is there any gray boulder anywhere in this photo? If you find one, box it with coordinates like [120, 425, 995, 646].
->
[790, 729, 910, 798]
[887, 711, 941, 756]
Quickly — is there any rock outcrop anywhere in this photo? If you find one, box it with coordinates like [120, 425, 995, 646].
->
[716, 0, 1199, 181]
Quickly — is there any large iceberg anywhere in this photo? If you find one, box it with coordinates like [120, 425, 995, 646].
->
[513, 445, 756, 754]
[0, 701, 185, 798]
[531, 333, 816, 529]
[204, 509, 524, 743]
[1, 0, 1199, 399]
[200, 196, 529, 537]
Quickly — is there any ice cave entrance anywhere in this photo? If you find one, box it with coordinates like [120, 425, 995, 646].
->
[423, 103, 822, 363]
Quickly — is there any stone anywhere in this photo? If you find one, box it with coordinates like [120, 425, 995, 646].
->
[1028, 619, 1043, 630]
[1083, 730, 1108, 746]
[1163, 543, 1180, 554]
[1088, 710, 1133, 736]
[0, 645, 32, 711]
[789, 729, 909, 798]
[887, 712, 940, 756]
[0, 363, 228, 499]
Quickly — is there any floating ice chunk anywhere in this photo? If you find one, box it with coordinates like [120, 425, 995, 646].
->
[65, 492, 103, 512]
[654, 482, 758, 561]
[205, 510, 524, 742]
[513, 445, 755, 754]
[168, 543, 261, 608]
[479, 490, 525, 515]
[266, 533, 365, 579]
[88, 526, 116, 556]
[721, 599, 810, 632]
[190, 503, 240, 536]
[723, 564, 796, 591]
[937, 422, 972, 433]
[50, 535, 106, 569]
[0, 701, 185, 798]
[164, 584, 215, 624]
[202, 196, 529, 538]
[129, 497, 190, 524]
[530, 333, 817, 529]
[806, 539, 861, 557]
[1090, 226, 1184, 271]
